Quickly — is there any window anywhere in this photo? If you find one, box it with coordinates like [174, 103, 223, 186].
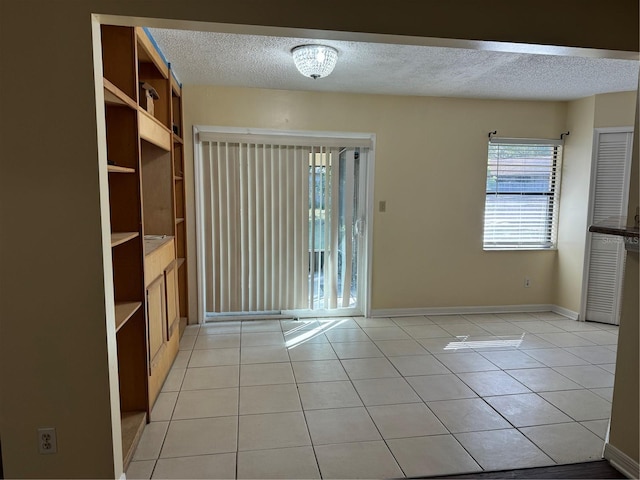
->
[483, 138, 562, 250]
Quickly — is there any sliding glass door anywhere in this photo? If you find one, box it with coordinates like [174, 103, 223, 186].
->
[194, 128, 373, 319]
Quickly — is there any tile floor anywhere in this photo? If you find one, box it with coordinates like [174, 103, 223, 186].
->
[126, 312, 619, 479]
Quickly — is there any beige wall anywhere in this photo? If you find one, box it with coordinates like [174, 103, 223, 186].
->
[554, 91, 637, 314]
[554, 96, 596, 312]
[0, 1, 638, 478]
[607, 99, 639, 468]
[184, 86, 566, 312]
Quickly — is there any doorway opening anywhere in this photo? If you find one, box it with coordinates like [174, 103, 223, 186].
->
[193, 127, 375, 321]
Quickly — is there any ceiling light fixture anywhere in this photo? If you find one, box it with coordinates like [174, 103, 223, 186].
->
[291, 44, 338, 79]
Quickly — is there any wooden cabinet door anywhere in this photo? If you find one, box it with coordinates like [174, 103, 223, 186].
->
[164, 262, 179, 340]
[146, 275, 166, 370]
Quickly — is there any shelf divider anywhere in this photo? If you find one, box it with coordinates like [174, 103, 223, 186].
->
[115, 301, 143, 332]
[111, 232, 140, 248]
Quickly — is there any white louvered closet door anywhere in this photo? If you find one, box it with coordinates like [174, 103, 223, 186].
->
[583, 130, 633, 324]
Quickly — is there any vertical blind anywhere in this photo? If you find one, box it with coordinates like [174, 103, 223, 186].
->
[199, 135, 369, 314]
[484, 138, 563, 249]
[201, 142, 311, 312]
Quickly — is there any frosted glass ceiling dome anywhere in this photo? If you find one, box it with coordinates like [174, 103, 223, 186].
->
[292, 44, 338, 79]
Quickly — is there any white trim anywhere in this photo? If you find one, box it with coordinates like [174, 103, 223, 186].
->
[195, 125, 374, 149]
[604, 443, 640, 479]
[192, 125, 374, 322]
[550, 305, 579, 320]
[371, 304, 563, 318]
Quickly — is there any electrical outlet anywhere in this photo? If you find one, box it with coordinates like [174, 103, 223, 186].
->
[379, 200, 386, 213]
[38, 427, 57, 454]
[524, 277, 531, 288]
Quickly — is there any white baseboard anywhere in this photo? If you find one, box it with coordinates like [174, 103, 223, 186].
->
[371, 304, 565, 318]
[604, 443, 640, 479]
[551, 305, 580, 320]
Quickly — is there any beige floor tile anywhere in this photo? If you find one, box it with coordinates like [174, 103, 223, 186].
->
[298, 380, 363, 410]
[126, 460, 155, 480]
[172, 350, 191, 369]
[367, 402, 447, 439]
[292, 359, 348, 383]
[331, 341, 383, 359]
[580, 419, 609, 440]
[539, 390, 611, 421]
[189, 348, 240, 367]
[455, 429, 554, 470]
[480, 323, 527, 336]
[352, 377, 422, 406]
[389, 354, 449, 376]
[179, 335, 196, 350]
[536, 332, 596, 348]
[590, 387, 614, 402]
[287, 342, 337, 361]
[479, 350, 544, 369]
[440, 323, 491, 336]
[401, 324, 451, 338]
[133, 421, 169, 460]
[160, 417, 237, 458]
[172, 388, 239, 419]
[239, 383, 301, 414]
[515, 335, 556, 350]
[417, 337, 461, 353]
[520, 422, 606, 463]
[484, 393, 573, 427]
[240, 362, 295, 386]
[564, 346, 617, 364]
[200, 322, 242, 335]
[428, 398, 511, 433]
[152, 453, 236, 479]
[240, 345, 289, 364]
[314, 441, 404, 479]
[305, 407, 381, 445]
[407, 374, 477, 401]
[552, 365, 614, 388]
[457, 371, 531, 396]
[355, 317, 396, 328]
[392, 316, 434, 326]
[161, 368, 186, 392]
[194, 334, 240, 349]
[150, 392, 178, 422]
[465, 313, 507, 322]
[375, 339, 428, 356]
[182, 324, 200, 336]
[434, 352, 500, 373]
[181, 365, 239, 390]
[280, 319, 319, 333]
[241, 320, 282, 332]
[551, 319, 602, 332]
[325, 328, 370, 343]
[362, 326, 411, 340]
[341, 357, 400, 379]
[387, 435, 481, 477]
[504, 367, 582, 392]
[238, 411, 311, 451]
[522, 348, 589, 367]
[516, 321, 565, 334]
[284, 329, 329, 346]
[237, 446, 320, 479]
[530, 312, 571, 322]
[317, 318, 360, 329]
[600, 363, 616, 373]
[428, 315, 471, 324]
[241, 331, 285, 347]
[494, 313, 537, 322]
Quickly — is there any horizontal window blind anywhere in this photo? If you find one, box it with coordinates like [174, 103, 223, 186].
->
[484, 140, 562, 250]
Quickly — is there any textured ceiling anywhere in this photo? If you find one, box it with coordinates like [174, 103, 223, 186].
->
[148, 29, 639, 101]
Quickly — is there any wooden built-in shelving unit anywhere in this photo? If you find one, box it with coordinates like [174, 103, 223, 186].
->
[100, 24, 188, 470]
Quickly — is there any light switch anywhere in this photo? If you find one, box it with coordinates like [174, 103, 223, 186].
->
[379, 201, 386, 213]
